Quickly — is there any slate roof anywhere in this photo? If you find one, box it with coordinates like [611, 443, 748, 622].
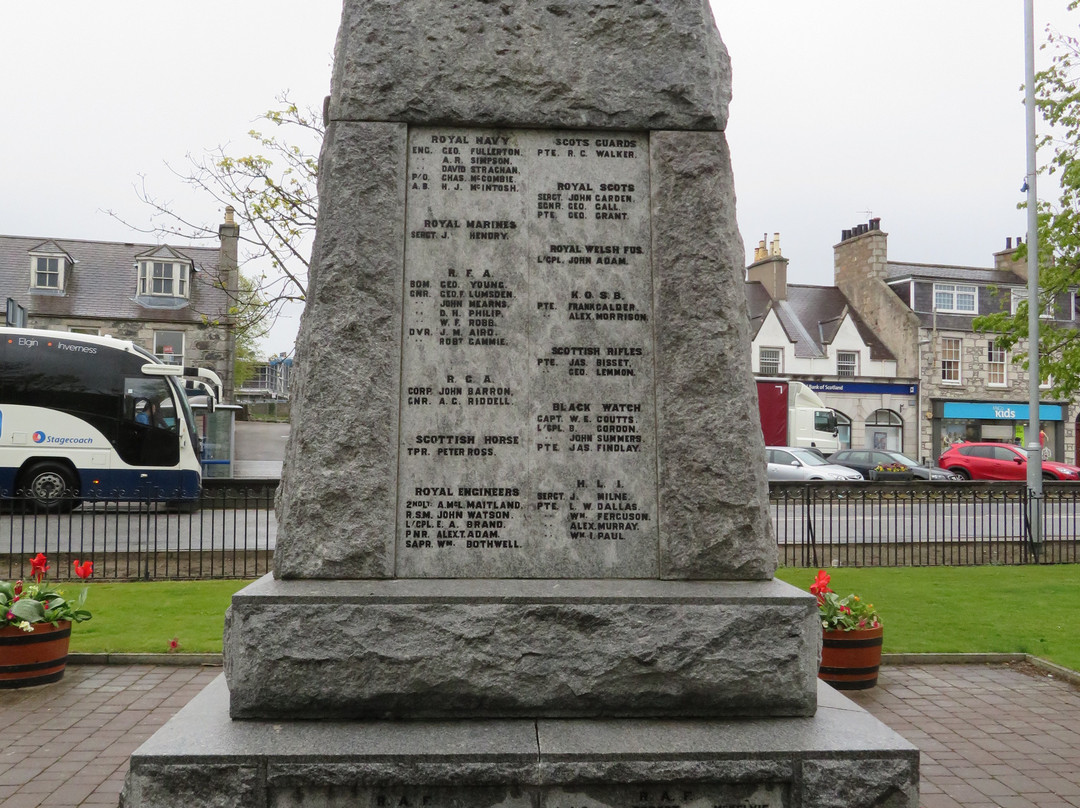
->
[0, 234, 229, 325]
[745, 281, 773, 339]
[883, 259, 1072, 330]
[745, 281, 895, 362]
[885, 260, 1024, 286]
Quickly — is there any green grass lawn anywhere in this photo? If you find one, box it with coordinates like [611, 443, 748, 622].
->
[68, 580, 249, 654]
[65, 567, 1080, 671]
[776, 566, 1080, 671]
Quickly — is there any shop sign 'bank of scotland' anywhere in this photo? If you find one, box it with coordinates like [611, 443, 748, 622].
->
[399, 128, 656, 578]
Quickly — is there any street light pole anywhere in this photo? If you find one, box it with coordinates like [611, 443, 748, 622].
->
[1024, 0, 1043, 557]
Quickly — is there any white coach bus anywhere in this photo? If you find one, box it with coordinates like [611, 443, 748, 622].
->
[0, 327, 221, 511]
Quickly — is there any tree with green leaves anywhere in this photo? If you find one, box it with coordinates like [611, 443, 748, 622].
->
[111, 94, 321, 339]
[975, 4, 1080, 398]
[232, 274, 270, 389]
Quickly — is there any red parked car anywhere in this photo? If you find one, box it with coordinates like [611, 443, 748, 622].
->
[938, 441, 1080, 481]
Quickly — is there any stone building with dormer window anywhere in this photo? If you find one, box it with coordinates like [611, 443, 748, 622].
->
[0, 210, 240, 401]
[834, 218, 1077, 465]
[745, 234, 919, 455]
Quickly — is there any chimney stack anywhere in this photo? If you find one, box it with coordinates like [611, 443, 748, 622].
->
[747, 230, 788, 299]
[839, 217, 885, 244]
[753, 234, 768, 263]
[994, 235, 1027, 279]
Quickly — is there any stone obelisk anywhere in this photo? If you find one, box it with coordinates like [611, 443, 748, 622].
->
[122, 3, 918, 806]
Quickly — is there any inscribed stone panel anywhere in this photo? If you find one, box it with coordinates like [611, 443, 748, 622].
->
[398, 127, 657, 578]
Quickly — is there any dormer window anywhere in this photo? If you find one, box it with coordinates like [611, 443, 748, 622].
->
[28, 242, 72, 293]
[1010, 288, 1053, 319]
[133, 246, 196, 308]
[933, 283, 977, 314]
[138, 260, 190, 299]
[35, 256, 61, 288]
[140, 261, 186, 297]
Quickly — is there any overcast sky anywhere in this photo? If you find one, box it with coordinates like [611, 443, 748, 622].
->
[2, 2, 1074, 356]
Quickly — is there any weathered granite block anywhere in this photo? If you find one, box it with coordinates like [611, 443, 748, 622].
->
[274, 120, 406, 580]
[123, 677, 918, 807]
[327, 0, 731, 131]
[120, 763, 260, 808]
[651, 130, 775, 580]
[225, 576, 820, 720]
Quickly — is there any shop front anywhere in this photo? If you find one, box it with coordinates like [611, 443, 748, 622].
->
[932, 400, 1066, 462]
[805, 380, 919, 456]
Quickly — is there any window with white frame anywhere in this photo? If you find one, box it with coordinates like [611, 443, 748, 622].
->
[153, 330, 185, 365]
[69, 326, 100, 336]
[138, 261, 190, 298]
[837, 351, 858, 378]
[934, 283, 977, 314]
[1010, 288, 1054, 319]
[941, 337, 961, 384]
[986, 341, 1006, 386]
[759, 347, 782, 375]
[31, 255, 65, 290]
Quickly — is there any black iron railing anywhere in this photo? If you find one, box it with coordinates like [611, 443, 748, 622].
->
[771, 481, 1080, 568]
[1, 479, 277, 582]
[3, 480, 1079, 580]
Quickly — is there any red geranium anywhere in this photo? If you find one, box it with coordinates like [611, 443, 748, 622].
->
[2, 554, 92, 630]
[809, 569, 833, 605]
[30, 553, 49, 583]
[809, 570, 881, 632]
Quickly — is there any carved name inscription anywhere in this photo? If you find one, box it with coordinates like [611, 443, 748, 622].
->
[547, 784, 786, 808]
[398, 127, 657, 578]
[268, 784, 785, 808]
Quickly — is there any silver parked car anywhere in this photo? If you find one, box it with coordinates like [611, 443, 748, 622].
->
[766, 447, 865, 481]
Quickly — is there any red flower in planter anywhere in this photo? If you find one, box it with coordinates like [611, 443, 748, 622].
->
[3, 554, 92, 631]
[810, 571, 882, 632]
[809, 570, 833, 604]
[30, 553, 49, 583]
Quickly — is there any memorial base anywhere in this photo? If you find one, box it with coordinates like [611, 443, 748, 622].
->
[122, 676, 918, 808]
[224, 577, 821, 720]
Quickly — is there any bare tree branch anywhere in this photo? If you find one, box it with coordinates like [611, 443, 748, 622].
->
[106, 93, 322, 345]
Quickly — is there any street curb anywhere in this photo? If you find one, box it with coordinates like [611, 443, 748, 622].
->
[883, 652, 1080, 686]
[69, 653, 223, 667]
[883, 652, 1026, 665]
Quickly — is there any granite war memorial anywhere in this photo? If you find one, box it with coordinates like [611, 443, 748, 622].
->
[123, 1, 919, 806]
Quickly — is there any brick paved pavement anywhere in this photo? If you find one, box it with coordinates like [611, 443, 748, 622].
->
[0, 665, 219, 808]
[1, 662, 1078, 807]
[849, 663, 1080, 808]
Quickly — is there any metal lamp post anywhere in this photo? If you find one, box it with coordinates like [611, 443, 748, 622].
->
[1024, 0, 1043, 556]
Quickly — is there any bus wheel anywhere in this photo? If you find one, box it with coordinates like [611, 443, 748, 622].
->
[21, 462, 78, 513]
